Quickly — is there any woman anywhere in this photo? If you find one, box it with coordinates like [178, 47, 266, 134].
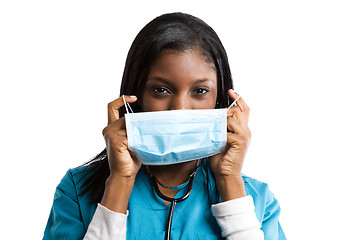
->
[43, 12, 286, 239]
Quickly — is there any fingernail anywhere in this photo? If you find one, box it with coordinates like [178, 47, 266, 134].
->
[229, 89, 238, 95]
[129, 95, 137, 99]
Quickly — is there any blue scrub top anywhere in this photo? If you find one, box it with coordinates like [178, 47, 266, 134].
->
[43, 160, 286, 239]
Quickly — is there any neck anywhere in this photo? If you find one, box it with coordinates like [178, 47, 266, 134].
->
[147, 160, 201, 187]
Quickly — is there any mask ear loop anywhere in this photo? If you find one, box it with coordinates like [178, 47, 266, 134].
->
[226, 95, 242, 112]
[122, 95, 134, 114]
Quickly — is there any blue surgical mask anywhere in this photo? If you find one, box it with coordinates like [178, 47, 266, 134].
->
[123, 96, 238, 165]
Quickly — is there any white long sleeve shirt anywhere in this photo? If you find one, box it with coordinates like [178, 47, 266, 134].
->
[43, 165, 285, 239]
[84, 195, 263, 240]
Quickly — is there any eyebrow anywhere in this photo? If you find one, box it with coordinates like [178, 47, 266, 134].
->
[148, 77, 211, 86]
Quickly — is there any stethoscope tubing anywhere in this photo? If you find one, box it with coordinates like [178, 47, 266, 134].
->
[146, 161, 200, 240]
[165, 201, 176, 240]
[149, 173, 195, 240]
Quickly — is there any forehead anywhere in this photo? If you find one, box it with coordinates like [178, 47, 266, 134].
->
[147, 49, 217, 85]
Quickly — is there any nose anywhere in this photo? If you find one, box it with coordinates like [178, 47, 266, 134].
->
[169, 94, 191, 110]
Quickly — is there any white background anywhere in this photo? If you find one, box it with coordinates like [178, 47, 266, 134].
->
[1, 1, 359, 239]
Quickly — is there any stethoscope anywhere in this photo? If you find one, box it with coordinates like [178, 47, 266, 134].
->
[145, 159, 201, 240]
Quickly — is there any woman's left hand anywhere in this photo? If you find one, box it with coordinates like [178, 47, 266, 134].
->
[210, 89, 251, 200]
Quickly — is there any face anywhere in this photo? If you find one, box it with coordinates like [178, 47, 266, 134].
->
[141, 49, 217, 112]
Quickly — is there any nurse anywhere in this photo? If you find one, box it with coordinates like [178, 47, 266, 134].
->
[43, 12, 286, 239]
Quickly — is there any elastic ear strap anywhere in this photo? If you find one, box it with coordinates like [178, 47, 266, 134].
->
[127, 101, 134, 113]
[226, 95, 241, 112]
[122, 95, 130, 114]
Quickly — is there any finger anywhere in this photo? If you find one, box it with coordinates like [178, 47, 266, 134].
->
[112, 129, 127, 137]
[103, 118, 126, 136]
[227, 116, 243, 134]
[228, 90, 250, 123]
[227, 105, 241, 120]
[107, 95, 137, 125]
[227, 106, 249, 128]
[103, 128, 127, 138]
[227, 131, 251, 149]
[228, 89, 250, 113]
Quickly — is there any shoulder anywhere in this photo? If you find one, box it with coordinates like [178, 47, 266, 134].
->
[56, 165, 94, 202]
[242, 174, 271, 199]
[241, 174, 281, 222]
[68, 164, 93, 182]
[60, 165, 90, 186]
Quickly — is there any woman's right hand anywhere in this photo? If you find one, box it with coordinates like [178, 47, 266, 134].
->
[102, 95, 141, 179]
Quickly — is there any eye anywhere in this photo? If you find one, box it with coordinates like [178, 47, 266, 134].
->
[152, 87, 171, 95]
[192, 87, 210, 95]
